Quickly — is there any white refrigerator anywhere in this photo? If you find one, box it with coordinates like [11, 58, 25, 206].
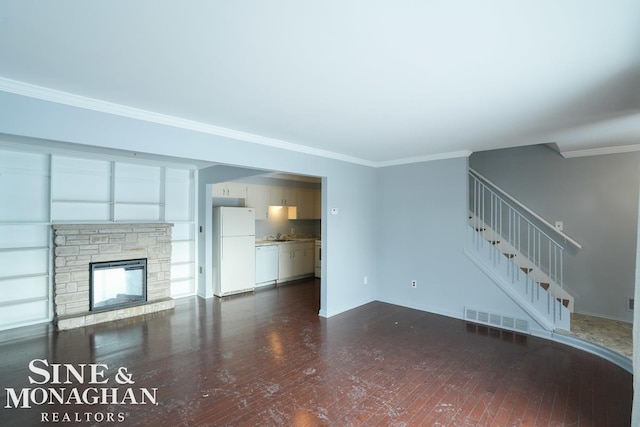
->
[212, 207, 256, 297]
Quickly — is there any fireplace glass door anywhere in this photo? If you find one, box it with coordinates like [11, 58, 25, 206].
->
[90, 259, 147, 311]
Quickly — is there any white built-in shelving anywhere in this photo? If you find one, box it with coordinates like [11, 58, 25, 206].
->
[0, 144, 197, 330]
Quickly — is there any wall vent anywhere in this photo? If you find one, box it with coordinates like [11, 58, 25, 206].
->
[464, 307, 530, 334]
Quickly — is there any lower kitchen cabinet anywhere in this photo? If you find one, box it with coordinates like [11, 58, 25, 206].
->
[277, 241, 315, 282]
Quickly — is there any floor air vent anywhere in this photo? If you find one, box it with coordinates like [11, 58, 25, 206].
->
[465, 307, 530, 334]
[465, 308, 478, 321]
[501, 316, 515, 329]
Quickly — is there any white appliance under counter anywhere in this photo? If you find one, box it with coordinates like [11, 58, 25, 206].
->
[255, 244, 278, 287]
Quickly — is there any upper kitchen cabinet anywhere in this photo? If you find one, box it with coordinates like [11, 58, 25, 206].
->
[213, 182, 247, 198]
[246, 184, 270, 220]
[269, 187, 298, 207]
[297, 189, 320, 220]
[314, 189, 321, 219]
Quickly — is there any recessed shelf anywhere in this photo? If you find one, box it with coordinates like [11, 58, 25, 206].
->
[52, 199, 112, 204]
[0, 246, 49, 253]
[0, 273, 49, 281]
[115, 201, 165, 206]
[0, 296, 49, 308]
[171, 276, 196, 282]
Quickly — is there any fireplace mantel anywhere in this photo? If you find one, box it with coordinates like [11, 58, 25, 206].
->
[52, 223, 174, 330]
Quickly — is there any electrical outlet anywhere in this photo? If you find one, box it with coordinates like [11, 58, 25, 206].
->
[290, 228, 295, 235]
[411, 280, 417, 288]
[364, 276, 368, 285]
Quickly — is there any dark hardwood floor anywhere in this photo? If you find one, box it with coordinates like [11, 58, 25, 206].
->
[0, 278, 632, 426]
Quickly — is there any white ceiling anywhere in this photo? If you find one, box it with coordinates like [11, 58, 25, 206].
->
[1, 1, 640, 165]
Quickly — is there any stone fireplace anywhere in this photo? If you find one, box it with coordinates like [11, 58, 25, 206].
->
[52, 223, 175, 330]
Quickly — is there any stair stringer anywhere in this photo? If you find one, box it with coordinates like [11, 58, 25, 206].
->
[465, 225, 570, 332]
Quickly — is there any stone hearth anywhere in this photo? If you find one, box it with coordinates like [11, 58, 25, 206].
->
[52, 223, 175, 330]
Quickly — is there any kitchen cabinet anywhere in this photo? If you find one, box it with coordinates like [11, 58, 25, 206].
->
[269, 187, 298, 207]
[300, 242, 315, 274]
[314, 189, 321, 219]
[277, 241, 315, 282]
[213, 182, 247, 198]
[297, 189, 318, 220]
[278, 243, 296, 280]
[246, 184, 270, 220]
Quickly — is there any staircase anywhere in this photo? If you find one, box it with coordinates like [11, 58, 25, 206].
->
[465, 169, 581, 332]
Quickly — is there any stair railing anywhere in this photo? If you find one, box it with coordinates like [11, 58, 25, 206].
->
[469, 169, 580, 317]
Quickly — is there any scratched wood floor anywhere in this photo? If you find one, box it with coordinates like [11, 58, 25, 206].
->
[0, 278, 632, 426]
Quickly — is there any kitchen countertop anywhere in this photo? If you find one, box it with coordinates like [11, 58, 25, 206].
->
[255, 238, 317, 246]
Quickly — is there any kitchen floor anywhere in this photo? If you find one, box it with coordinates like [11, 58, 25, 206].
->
[569, 313, 633, 358]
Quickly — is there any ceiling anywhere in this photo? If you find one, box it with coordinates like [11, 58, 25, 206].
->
[1, 1, 640, 165]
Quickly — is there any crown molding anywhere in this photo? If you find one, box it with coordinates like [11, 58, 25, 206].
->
[0, 77, 379, 167]
[376, 150, 472, 167]
[560, 144, 640, 158]
[0, 76, 473, 168]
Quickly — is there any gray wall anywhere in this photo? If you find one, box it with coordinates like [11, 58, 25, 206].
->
[0, 90, 378, 319]
[376, 157, 545, 329]
[471, 144, 640, 322]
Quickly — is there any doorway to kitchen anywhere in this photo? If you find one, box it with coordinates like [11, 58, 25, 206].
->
[200, 167, 325, 315]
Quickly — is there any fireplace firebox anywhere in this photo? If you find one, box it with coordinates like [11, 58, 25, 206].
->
[89, 258, 147, 311]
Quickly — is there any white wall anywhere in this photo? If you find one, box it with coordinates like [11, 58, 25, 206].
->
[0, 90, 378, 320]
